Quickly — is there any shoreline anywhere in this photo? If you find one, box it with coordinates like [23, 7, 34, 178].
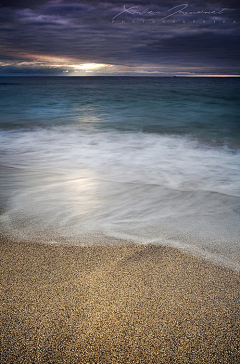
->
[1, 237, 240, 363]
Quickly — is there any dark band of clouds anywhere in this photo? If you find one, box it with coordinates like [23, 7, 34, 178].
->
[0, 0, 239, 76]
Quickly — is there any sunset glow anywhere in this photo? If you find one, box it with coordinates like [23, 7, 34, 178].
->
[72, 63, 111, 71]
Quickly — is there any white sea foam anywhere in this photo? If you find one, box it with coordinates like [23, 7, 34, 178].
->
[1, 127, 240, 195]
[0, 127, 240, 270]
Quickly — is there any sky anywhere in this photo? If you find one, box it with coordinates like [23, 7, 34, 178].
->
[0, 0, 239, 76]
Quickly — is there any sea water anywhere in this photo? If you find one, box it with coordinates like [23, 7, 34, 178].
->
[0, 76, 240, 270]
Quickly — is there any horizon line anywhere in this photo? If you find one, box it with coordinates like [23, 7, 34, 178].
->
[0, 74, 240, 77]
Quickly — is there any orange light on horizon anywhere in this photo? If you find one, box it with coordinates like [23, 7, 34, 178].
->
[180, 74, 240, 77]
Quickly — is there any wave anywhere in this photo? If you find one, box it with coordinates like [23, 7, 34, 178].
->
[0, 127, 240, 270]
[0, 127, 240, 196]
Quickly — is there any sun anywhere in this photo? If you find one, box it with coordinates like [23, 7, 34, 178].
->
[73, 63, 108, 70]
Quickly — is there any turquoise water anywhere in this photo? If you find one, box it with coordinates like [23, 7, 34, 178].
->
[0, 77, 240, 146]
[0, 77, 240, 270]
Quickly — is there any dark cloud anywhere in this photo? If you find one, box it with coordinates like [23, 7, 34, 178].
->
[0, 0, 49, 9]
[0, 65, 62, 75]
[0, 0, 239, 75]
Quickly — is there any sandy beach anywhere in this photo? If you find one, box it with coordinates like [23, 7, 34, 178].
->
[1, 237, 239, 363]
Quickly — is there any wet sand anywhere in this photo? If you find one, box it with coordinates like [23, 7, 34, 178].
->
[1, 237, 239, 363]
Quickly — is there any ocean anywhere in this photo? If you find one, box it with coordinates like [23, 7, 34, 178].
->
[0, 76, 240, 270]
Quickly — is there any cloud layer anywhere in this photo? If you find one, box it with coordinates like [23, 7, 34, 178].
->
[0, 0, 239, 75]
